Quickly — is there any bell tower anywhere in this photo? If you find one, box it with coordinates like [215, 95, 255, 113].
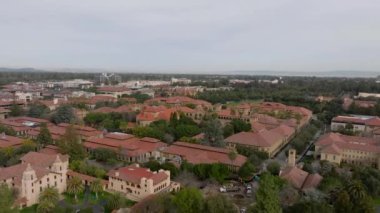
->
[288, 149, 296, 167]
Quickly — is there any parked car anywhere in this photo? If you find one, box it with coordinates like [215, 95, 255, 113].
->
[219, 186, 240, 193]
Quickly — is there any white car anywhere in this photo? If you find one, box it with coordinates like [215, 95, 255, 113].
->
[219, 186, 227, 192]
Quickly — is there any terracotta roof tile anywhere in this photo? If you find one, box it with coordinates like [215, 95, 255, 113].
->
[162, 142, 246, 167]
[108, 164, 168, 185]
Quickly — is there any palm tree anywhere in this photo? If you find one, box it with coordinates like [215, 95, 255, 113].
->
[228, 150, 237, 165]
[90, 179, 103, 199]
[106, 192, 123, 211]
[39, 187, 59, 204]
[37, 200, 55, 213]
[347, 180, 366, 202]
[66, 177, 84, 201]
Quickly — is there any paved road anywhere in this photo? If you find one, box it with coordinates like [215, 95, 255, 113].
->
[274, 126, 323, 165]
[297, 130, 321, 163]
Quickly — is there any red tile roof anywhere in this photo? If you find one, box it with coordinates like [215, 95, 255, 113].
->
[225, 129, 284, 147]
[67, 170, 108, 185]
[162, 142, 246, 167]
[0, 134, 23, 148]
[21, 152, 69, 167]
[0, 152, 68, 187]
[84, 133, 166, 157]
[108, 164, 168, 185]
[315, 133, 380, 154]
[272, 124, 296, 138]
[97, 86, 130, 93]
[280, 166, 322, 190]
[146, 96, 212, 108]
[38, 145, 61, 155]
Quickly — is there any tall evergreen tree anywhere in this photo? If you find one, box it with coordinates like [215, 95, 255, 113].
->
[0, 183, 18, 213]
[202, 118, 224, 147]
[249, 173, 282, 213]
[36, 123, 53, 147]
[58, 125, 86, 161]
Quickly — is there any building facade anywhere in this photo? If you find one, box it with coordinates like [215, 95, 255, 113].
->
[315, 133, 380, 169]
[107, 164, 179, 201]
[0, 152, 69, 207]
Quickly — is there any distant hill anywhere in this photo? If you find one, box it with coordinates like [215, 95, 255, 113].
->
[0, 67, 48, 72]
[0, 67, 379, 78]
[229, 70, 380, 78]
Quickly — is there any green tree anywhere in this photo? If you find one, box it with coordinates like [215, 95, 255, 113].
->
[36, 123, 53, 147]
[66, 177, 84, 201]
[37, 200, 55, 213]
[9, 104, 23, 117]
[37, 187, 59, 213]
[223, 124, 235, 138]
[106, 192, 124, 211]
[202, 119, 224, 147]
[58, 125, 86, 161]
[347, 180, 366, 202]
[204, 194, 238, 213]
[132, 126, 165, 141]
[0, 124, 16, 136]
[90, 179, 103, 199]
[346, 181, 375, 213]
[284, 200, 333, 213]
[172, 187, 204, 213]
[0, 183, 18, 213]
[92, 148, 117, 163]
[28, 104, 49, 118]
[228, 150, 237, 165]
[39, 187, 59, 204]
[230, 119, 251, 133]
[267, 161, 281, 176]
[51, 105, 76, 124]
[238, 162, 256, 180]
[248, 173, 281, 213]
[334, 190, 353, 213]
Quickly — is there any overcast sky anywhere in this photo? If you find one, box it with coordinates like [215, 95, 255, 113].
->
[0, 0, 379, 72]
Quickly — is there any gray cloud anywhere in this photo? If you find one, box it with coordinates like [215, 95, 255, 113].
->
[0, 0, 379, 72]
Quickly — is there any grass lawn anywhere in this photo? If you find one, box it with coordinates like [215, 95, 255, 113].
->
[20, 192, 135, 213]
[63, 191, 114, 205]
[373, 197, 380, 205]
[20, 205, 37, 213]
